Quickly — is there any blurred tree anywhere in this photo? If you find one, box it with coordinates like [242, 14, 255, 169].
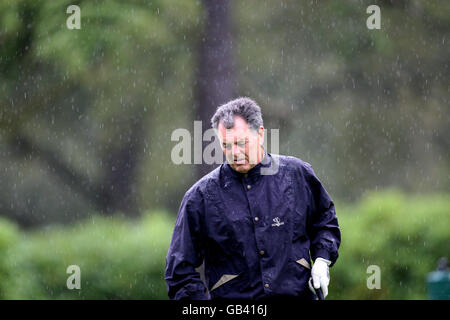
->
[0, 0, 448, 226]
[233, 0, 450, 201]
[195, 0, 234, 179]
[0, 0, 202, 225]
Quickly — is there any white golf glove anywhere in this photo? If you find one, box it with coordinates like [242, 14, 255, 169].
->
[310, 257, 331, 298]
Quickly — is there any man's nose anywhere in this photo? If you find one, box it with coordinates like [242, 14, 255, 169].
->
[232, 144, 242, 157]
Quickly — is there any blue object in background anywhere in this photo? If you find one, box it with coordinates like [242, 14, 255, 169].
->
[427, 257, 450, 300]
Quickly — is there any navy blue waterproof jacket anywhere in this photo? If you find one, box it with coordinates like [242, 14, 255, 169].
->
[165, 153, 341, 299]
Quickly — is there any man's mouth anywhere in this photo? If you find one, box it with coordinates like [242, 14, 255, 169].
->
[234, 158, 247, 165]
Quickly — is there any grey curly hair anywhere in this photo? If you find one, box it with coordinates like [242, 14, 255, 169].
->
[210, 97, 264, 131]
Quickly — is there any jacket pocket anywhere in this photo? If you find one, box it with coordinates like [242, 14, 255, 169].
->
[290, 257, 311, 293]
[295, 258, 311, 270]
[210, 274, 240, 291]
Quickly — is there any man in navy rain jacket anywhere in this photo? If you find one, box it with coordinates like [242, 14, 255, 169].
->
[165, 97, 341, 300]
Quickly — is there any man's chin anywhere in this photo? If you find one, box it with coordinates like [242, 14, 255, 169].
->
[231, 163, 251, 173]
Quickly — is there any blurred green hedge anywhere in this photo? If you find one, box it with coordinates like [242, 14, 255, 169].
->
[0, 190, 448, 299]
[0, 211, 175, 299]
[329, 189, 450, 300]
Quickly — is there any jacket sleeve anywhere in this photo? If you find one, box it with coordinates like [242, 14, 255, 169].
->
[303, 162, 341, 267]
[165, 187, 208, 300]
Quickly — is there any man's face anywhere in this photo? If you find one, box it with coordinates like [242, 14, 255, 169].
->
[217, 116, 264, 173]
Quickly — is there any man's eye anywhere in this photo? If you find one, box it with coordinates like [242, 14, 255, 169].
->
[223, 144, 232, 150]
[237, 141, 246, 147]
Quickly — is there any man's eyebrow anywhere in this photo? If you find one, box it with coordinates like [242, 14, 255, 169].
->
[222, 138, 248, 144]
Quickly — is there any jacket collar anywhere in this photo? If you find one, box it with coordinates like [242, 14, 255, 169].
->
[222, 152, 273, 181]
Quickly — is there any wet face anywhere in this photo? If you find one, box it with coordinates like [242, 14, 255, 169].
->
[217, 116, 265, 173]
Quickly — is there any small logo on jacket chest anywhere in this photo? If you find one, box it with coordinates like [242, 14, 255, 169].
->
[271, 217, 285, 227]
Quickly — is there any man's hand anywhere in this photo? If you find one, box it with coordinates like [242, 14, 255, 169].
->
[310, 257, 331, 298]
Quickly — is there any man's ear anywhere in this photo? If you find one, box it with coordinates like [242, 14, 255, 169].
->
[258, 126, 265, 146]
